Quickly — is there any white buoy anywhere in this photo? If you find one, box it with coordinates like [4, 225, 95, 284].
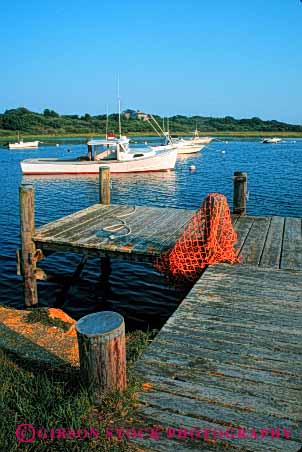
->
[189, 165, 196, 171]
[222, 150, 226, 154]
[56, 143, 59, 147]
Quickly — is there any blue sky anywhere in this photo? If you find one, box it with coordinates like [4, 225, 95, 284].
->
[0, 0, 301, 123]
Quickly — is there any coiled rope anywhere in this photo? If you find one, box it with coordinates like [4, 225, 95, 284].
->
[96, 206, 136, 240]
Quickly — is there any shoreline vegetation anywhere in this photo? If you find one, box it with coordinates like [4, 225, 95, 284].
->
[1, 131, 302, 141]
[1, 107, 302, 141]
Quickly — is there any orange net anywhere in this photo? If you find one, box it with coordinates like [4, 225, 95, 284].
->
[155, 193, 240, 283]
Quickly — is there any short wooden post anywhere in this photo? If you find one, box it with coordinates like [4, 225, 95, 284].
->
[76, 311, 127, 402]
[19, 184, 38, 307]
[233, 171, 247, 215]
[99, 166, 110, 205]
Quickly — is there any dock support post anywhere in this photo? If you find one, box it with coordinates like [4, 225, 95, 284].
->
[76, 311, 127, 402]
[99, 166, 111, 291]
[99, 166, 110, 205]
[19, 184, 38, 307]
[233, 172, 247, 215]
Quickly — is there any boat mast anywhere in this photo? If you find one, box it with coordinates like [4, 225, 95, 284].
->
[117, 74, 122, 138]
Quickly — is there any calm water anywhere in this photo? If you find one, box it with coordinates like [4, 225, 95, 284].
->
[0, 138, 301, 330]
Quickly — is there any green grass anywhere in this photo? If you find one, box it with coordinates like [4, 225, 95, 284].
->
[26, 308, 73, 333]
[0, 329, 156, 451]
[1, 131, 302, 141]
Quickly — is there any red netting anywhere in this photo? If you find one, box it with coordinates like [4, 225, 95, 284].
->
[155, 193, 240, 283]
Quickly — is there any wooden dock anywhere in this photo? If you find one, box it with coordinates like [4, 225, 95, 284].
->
[18, 180, 199, 306]
[17, 171, 302, 451]
[33, 203, 195, 261]
[133, 215, 302, 451]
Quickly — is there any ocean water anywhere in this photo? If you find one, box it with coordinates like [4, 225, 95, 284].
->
[0, 137, 301, 330]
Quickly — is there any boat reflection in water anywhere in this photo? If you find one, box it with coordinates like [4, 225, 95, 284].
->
[22, 170, 178, 208]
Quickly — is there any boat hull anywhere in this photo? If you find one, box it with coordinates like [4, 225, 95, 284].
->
[21, 149, 177, 175]
[191, 137, 213, 145]
[151, 143, 205, 154]
[262, 138, 282, 144]
[175, 144, 205, 154]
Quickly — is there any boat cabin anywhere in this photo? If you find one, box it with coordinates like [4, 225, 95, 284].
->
[87, 137, 130, 162]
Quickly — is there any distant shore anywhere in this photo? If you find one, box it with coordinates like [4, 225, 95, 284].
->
[1, 131, 302, 142]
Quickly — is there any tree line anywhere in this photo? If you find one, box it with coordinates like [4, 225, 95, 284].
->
[0, 107, 301, 136]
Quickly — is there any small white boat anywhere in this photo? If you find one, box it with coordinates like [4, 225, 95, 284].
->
[262, 137, 282, 144]
[20, 137, 177, 175]
[147, 116, 208, 155]
[9, 140, 39, 149]
[173, 138, 205, 154]
[151, 135, 205, 154]
[189, 128, 213, 145]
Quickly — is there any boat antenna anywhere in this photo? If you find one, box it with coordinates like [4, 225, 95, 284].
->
[117, 74, 122, 138]
[105, 104, 109, 139]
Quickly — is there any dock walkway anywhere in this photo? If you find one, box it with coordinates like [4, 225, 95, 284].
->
[134, 215, 302, 452]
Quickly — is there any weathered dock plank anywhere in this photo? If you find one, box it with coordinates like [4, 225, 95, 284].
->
[134, 264, 302, 452]
[233, 215, 254, 254]
[281, 217, 302, 271]
[238, 217, 271, 265]
[259, 216, 284, 269]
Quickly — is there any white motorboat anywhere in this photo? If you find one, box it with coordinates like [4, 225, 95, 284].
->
[189, 128, 213, 145]
[147, 117, 207, 154]
[9, 140, 39, 149]
[172, 138, 205, 154]
[20, 137, 177, 175]
[151, 134, 205, 154]
[262, 137, 282, 144]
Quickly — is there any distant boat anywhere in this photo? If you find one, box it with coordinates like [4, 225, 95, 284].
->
[190, 128, 213, 145]
[20, 137, 177, 174]
[8, 131, 40, 149]
[262, 137, 282, 144]
[147, 117, 207, 155]
[9, 140, 40, 150]
[151, 133, 205, 155]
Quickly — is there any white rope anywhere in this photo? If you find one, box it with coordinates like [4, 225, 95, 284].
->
[97, 206, 136, 240]
[146, 117, 162, 137]
[150, 115, 166, 136]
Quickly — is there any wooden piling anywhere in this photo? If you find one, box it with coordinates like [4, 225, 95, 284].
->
[76, 311, 127, 401]
[99, 166, 110, 205]
[233, 171, 247, 215]
[19, 184, 38, 307]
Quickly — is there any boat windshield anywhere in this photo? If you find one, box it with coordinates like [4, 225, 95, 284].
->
[94, 144, 117, 161]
